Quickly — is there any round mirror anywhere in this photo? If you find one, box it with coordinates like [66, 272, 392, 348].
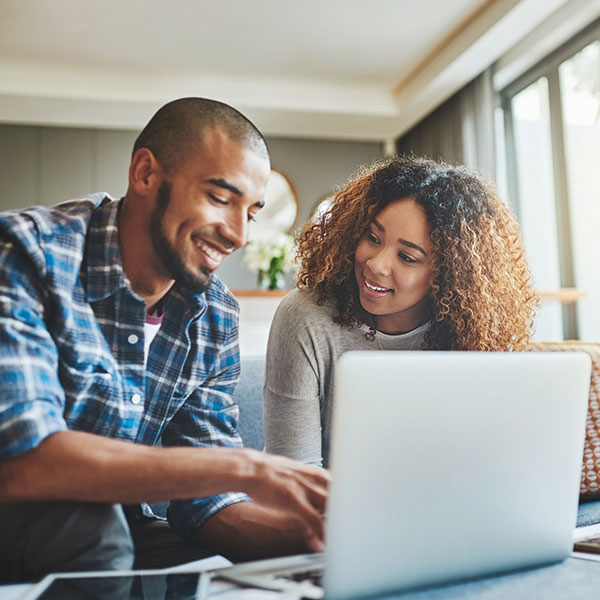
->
[249, 168, 299, 241]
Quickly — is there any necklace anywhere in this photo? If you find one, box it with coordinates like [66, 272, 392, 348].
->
[374, 326, 423, 352]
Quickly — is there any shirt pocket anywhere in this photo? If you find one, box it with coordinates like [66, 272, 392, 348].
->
[58, 353, 132, 436]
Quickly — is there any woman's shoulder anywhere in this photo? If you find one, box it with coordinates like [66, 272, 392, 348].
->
[274, 288, 336, 327]
[277, 287, 334, 315]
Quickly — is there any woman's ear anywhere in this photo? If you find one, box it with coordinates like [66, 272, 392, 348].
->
[129, 148, 162, 197]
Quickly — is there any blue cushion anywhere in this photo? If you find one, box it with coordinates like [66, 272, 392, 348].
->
[234, 355, 266, 451]
[577, 499, 600, 527]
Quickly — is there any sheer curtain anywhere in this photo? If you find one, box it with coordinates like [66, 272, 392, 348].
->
[395, 69, 496, 178]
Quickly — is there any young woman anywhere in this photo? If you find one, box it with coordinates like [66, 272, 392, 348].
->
[263, 155, 538, 467]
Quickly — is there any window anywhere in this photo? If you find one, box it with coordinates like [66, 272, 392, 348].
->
[559, 41, 600, 341]
[501, 21, 600, 341]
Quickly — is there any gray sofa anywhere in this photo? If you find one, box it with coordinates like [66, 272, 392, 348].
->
[234, 355, 265, 451]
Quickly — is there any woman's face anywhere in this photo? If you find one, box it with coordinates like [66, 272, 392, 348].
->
[353, 197, 433, 334]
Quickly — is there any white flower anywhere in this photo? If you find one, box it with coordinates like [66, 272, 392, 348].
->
[243, 233, 296, 274]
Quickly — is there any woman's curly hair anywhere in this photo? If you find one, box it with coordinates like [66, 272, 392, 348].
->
[296, 155, 538, 350]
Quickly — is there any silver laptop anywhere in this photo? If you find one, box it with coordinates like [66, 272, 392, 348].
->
[216, 350, 591, 599]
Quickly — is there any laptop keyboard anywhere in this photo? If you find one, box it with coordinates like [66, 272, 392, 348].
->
[574, 533, 600, 554]
[213, 555, 325, 599]
[285, 565, 324, 587]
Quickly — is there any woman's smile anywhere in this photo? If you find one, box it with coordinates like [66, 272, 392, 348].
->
[361, 274, 394, 297]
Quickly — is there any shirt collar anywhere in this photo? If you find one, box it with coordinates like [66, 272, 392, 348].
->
[168, 283, 208, 321]
[83, 197, 208, 317]
[83, 197, 135, 304]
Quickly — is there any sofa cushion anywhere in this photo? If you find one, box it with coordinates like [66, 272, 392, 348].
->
[234, 355, 266, 451]
[531, 342, 600, 499]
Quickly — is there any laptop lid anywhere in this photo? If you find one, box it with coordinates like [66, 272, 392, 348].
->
[324, 351, 590, 599]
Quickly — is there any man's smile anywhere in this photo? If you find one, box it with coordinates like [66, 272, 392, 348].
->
[192, 235, 231, 270]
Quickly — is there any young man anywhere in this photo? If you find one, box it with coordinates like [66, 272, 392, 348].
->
[0, 98, 329, 583]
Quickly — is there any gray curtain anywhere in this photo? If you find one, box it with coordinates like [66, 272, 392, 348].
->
[395, 69, 496, 178]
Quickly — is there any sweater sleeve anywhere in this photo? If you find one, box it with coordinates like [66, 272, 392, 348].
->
[263, 290, 325, 467]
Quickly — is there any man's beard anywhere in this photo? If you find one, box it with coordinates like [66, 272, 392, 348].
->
[149, 181, 213, 295]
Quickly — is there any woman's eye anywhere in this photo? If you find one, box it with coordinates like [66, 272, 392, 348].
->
[399, 252, 417, 264]
[367, 232, 379, 244]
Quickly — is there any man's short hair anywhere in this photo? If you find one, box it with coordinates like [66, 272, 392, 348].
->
[133, 97, 269, 174]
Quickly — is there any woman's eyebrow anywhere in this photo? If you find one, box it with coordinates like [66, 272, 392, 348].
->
[399, 239, 428, 256]
[372, 218, 428, 256]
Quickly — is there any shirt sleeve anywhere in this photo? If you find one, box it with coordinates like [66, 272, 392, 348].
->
[263, 291, 324, 467]
[161, 325, 250, 538]
[0, 229, 69, 460]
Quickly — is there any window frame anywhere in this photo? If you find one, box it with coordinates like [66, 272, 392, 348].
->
[499, 18, 600, 340]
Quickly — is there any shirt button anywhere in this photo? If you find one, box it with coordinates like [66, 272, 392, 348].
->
[127, 334, 139, 345]
[131, 394, 142, 405]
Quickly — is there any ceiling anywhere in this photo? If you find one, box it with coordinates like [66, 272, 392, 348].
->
[0, 0, 595, 141]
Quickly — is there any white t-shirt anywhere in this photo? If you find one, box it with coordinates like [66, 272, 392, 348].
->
[144, 314, 163, 366]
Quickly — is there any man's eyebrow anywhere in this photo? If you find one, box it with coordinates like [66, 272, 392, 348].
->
[371, 218, 428, 256]
[208, 178, 265, 209]
[208, 178, 242, 196]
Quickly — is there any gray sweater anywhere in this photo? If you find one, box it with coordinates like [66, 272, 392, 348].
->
[263, 288, 428, 466]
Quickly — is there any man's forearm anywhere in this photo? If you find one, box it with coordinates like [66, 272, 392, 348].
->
[0, 430, 256, 503]
[0, 429, 329, 554]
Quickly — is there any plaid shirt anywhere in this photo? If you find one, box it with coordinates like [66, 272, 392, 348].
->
[0, 194, 248, 537]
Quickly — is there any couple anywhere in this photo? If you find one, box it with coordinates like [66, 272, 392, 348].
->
[0, 97, 537, 583]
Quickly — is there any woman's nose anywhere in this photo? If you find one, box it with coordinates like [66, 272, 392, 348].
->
[366, 249, 392, 277]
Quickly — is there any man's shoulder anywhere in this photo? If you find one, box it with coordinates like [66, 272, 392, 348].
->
[0, 194, 115, 279]
[200, 275, 240, 329]
[0, 194, 113, 247]
[205, 275, 239, 310]
[184, 277, 240, 351]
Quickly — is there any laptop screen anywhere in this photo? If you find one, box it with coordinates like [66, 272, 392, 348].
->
[323, 351, 590, 598]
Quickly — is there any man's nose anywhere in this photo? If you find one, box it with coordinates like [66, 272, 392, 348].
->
[219, 209, 248, 250]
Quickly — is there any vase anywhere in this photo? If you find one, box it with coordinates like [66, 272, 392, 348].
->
[270, 270, 286, 290]
[257, 269, 286, 291]
[257, 270, 269, 290]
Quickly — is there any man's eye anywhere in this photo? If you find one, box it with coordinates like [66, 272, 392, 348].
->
[209, 193, 227, 205]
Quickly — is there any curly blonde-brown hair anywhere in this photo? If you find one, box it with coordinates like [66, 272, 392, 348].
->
[296, 155, 538, 350]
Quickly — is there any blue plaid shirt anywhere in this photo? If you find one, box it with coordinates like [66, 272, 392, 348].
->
[0, 194, 249, 537]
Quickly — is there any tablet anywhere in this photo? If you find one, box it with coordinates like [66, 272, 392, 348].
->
[24, 570, 206, 600]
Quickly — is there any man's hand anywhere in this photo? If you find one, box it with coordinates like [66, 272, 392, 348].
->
[195, 494, 328, 562]
[234, 449, 330, 553]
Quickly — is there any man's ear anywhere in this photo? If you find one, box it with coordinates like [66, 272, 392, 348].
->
[129, 148, 162, 196]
